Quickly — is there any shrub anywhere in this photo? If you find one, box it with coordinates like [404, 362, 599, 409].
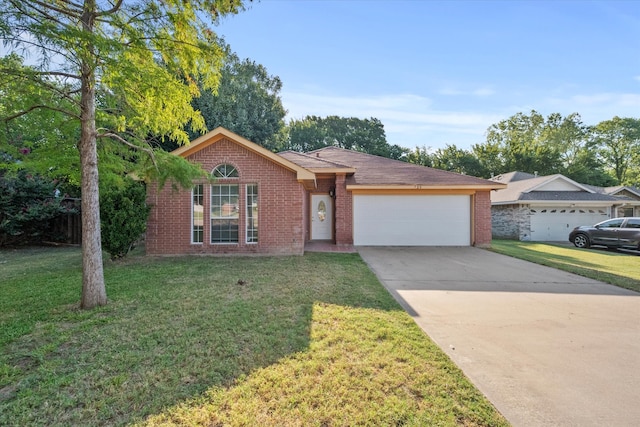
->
[0, 171, 72, 246]
[100, 178, 150, 259]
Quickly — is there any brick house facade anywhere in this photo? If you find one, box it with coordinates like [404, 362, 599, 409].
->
[146, 128, 503, 255]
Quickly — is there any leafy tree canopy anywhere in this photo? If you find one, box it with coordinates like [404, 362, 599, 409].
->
[286, 115, 409, 160]
[0, 0, 248, 308]
[191, 47, 287, 151]
[406, 110, 631, 187]
[592, 116, 640, 185]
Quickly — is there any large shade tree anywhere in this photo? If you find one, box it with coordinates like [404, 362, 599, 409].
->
[0, 0, 247, 308]
[191, 49, 287, 152]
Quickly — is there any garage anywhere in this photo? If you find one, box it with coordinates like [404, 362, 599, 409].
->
[529, 206, 609, 241]
[353, 194, 471, 246]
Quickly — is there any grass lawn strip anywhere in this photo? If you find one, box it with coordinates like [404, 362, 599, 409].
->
[490, 240, 640, 293]
[0, 248, 508, 427]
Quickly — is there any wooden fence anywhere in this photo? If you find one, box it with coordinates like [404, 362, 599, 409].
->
[50, 198, 82, 245]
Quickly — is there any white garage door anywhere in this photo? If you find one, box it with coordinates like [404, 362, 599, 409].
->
[530, 207, 609, 241]
[353, 195, 470, 246]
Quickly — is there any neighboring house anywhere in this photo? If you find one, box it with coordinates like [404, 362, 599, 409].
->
[146, 127, 505, 255]
[490, 171, 640, 241]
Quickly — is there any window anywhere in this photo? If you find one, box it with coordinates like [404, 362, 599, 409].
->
[624, 219, 640, 229]
[246, 184, 258, 243]
[192, 184, 204, 243]
[212, 164, 238, 178]
[211, 184, 239, 243]
[599, 219, 624, 229]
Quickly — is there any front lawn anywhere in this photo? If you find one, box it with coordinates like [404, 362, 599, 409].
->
[490, 240, 640, 293]
[0, 247, 507, 426]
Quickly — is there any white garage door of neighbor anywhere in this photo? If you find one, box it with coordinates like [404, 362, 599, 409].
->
[529, 207, 609, 241]
[353, 195, 470, 246]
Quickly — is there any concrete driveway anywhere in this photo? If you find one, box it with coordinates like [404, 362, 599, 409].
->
[358, 247, 640, 427]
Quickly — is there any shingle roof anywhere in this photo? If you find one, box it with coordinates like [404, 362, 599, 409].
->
[300, 146, 500, 187]
[491, 171, 640, 204]
[491, 171, 537, 183]
[277, 150, 352, 169]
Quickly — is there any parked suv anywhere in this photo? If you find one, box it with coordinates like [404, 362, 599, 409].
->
[569, 217, 640, 250]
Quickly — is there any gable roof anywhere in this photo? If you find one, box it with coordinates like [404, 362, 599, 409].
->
[600, 185, 640, 199]
[171, 127, 316, 187]
[173, 128, 503, 190]
[491, 171, 639, 205]
[302, 146, 504, 189]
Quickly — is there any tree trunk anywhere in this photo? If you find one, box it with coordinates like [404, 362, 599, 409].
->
[79, 0, 107, 309]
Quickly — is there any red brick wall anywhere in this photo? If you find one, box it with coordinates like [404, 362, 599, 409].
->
[146, 138, 305, 255]
[334, 174, 353, 245]
[474, 190, 493, 247]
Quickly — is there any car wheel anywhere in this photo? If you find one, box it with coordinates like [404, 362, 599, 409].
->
[573, 233, 590, 248]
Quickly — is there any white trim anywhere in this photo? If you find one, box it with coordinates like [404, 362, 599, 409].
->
[245, 183, 258, 244]
[191, 184, 204, 244]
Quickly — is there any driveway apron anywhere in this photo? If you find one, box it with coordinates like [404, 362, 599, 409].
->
[358, 247, 640, 427]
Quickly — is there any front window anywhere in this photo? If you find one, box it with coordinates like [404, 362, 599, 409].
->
[211, 184, 239, 243]
[192, 184, 203, 243]
[246, 184, 258, 243]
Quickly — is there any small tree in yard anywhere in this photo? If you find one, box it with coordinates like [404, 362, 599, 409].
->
[0, 0, 247, 308]
[100, 178, 150, 260]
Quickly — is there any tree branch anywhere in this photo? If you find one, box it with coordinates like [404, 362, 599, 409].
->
[33, 70, 81, 80]
[22, 0, 83, 20]
[96, 0, 125, 17]
[97, 131, 158, 169]
[2, 104, 80, 122]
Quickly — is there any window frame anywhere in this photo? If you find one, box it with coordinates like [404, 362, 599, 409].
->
[191, 184, 204, 244]
[246, 184, 258, 244]
[212, 164, 239, 179]
[210, 183, 240, 244]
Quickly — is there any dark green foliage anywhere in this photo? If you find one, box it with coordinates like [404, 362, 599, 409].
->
[156, 46, 287, 153]
[287, 115, 409, 160]
[100, 178, 150, 260]
[0, 171, 72, 246]
[407, 111, 627, 185]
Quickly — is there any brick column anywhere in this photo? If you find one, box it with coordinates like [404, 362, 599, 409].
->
[474, 191, 492, 247]
[334, 174, 353, 245]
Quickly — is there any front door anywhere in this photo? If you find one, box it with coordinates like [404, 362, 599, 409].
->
[311, 194, 333, 240]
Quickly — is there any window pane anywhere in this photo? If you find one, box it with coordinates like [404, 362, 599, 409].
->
[212, 164, 239, 178]
[211, 184, 239, 243]
[246, 184, 258, 243]
[192, 184, 203, 243]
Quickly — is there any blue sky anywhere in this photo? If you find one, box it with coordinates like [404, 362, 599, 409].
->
[215, 0, 640, 151]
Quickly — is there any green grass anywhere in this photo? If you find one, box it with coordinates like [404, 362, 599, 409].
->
[490, 240, 640, 293]
[0, 247, 508, 427]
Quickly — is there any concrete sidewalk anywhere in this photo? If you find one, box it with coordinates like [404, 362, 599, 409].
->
[358, 247, 640, 427]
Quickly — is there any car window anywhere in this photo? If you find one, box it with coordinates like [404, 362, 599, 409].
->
[598, 219, 624, 228]
[624, 219, 640, 229]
